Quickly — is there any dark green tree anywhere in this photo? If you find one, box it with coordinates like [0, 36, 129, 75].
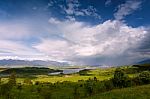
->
[24, 78, 33, 85]
[8, 72, 16, 86]
[73, 85, 80, 99]
[113, 68, 130, 88]
[0, 77, 1, 84]
[0, 83, 13, 99]
[84, 79, 95, 96]
[138, 71, 150, 84]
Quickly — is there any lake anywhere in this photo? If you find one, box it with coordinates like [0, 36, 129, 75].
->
[63, 68, 84, 74]
[48, 68, 84, 75]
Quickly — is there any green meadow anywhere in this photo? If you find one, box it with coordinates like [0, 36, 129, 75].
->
[0, 64, 150, 99]
[86, 84, 150, 99]
[1, 67, 116, 83]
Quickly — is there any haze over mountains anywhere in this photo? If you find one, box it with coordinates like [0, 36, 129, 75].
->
[137, 59, 150, 64]
[0, 59, 149, 67]
[0, 59, 69, 67]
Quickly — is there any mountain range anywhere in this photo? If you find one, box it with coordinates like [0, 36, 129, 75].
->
[0, 59, 69, 67]
[0, 59, 149, 67]
[137, 59, 150, 64]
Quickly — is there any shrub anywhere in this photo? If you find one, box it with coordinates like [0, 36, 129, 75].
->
[35, 81, 40, 85]
[104, 79, 114, 91]
[8, 72, 16, 86]
[84, 79, 95, 96]
[73, 85, 80, 99]
[0, 83, 13, 98]
[113, 68, 130, 88]
[23, 79, 33, 85]
[138, 71, 150, 84]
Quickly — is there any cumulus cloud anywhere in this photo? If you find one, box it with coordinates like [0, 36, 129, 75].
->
[33, 18, 148, 65]
[0, 16, 148, 65]
[0, 39, 55, 61]
[33, 39, 74, 60]
[65, 0, 101, 19]
[114, 0, 142, 20]
[0, 40, 39, 56]
[0, 20, 52, 61]
[48, 0, 101, 19]
[0, 17, 148, 65]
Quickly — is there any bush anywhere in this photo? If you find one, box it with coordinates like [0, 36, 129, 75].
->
[104, 79, 114, 91]
[73, 85, 80, 99]
[84, 78, 95, 96]
[113, 68, 130, 88]
[8, 72, 16, 86]
[24, 79, 33, 85]
[0, 83, 13, 98]
[138, 71, 150, 84]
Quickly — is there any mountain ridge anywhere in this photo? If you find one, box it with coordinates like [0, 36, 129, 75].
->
[0, 59, 69, 66]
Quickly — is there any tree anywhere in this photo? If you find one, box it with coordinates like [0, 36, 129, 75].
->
[84, 79, 95, 96]
[104, 79, 114, 91]
[93, 77, 98, 81]
[8, 72, 16, 86]
[0, 83, 13, 98]
[73, 85, 80, 99]
[17, 84, 22, 99]
[23, 79, 33, 85]
[113, 68, 130, 88]
[0, 77, 1, 84]
[138, 71, 150, 84]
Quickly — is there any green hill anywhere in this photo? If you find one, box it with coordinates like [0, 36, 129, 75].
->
[0, 67, 62, 75]
[86, 84, 150, 99]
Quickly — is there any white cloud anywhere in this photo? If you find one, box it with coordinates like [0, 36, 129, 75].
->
[0, 39, 55, 61]
[48, 0, 101, 19]
[33, 39, 74, 60]
[34, 18, 148, 65]
[0, 17, 148, 65]
[0, 40, 39, 56]
[0, 22, 32, 39]
[114, 0, 141, 20]
[105, 0, 111, 6]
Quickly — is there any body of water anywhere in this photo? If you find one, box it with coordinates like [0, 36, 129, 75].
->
[48, 68, 84, 75]
[63, 68, 84, 74]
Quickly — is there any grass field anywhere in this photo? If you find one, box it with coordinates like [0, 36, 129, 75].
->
[86, 84, 150, 99]
[0, 67, 139, 83]
[0, 65, 150, 99]
[0, 68, 116, 83]
[1, 72, 112, 83]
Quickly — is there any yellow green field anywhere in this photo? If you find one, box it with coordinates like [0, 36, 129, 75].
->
[1, 67, 138, 83]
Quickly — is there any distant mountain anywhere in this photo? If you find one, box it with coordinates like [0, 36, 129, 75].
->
[137, 59, 150, 64]
[0, 59, 69, 66]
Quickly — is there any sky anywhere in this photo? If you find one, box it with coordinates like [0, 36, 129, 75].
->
[0, 0, 150, 66]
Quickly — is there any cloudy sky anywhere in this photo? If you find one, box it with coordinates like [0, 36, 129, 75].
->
[0, 0, 150, 66]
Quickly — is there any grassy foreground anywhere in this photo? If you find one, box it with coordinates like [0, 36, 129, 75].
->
[86, 84, 150, 99]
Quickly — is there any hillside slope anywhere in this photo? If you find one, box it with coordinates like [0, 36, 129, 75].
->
[86, 84, 150, 99]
